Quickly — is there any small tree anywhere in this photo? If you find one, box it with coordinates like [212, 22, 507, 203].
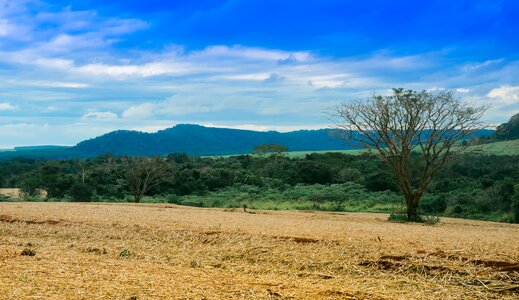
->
[107, 156, 170, 203]
[331, 88, 487, 221]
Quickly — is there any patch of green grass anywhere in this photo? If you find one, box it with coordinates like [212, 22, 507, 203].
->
[205, 139, 519, 159]
[466, 140, 519, 156]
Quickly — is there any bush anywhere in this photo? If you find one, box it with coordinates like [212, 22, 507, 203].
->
[387, 213, 408, 223]
[69, 182, 93, 202]
[420, 195, 447, 214]
[388, 213, 440, 225]
[166, 194, 181, 204]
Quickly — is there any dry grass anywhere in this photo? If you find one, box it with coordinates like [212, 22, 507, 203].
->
[0, 202, 518, 299]
[0, 188, 22, 198]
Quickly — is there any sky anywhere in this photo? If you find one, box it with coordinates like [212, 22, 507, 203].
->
[0, 0, 518, 148]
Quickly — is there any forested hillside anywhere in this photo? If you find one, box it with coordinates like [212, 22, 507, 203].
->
[493, 112, 519, 141]
[0, 125, 357, 160]
[73, 124, 355, 156]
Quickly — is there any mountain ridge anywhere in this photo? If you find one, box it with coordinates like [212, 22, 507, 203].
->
[0, 124, 495, 160]
[74, 124, 353, 156]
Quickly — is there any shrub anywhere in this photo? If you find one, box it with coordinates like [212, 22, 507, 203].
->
[388, 213, 440, 225]
[388, 213, 408, 223]
[69, 182, 93, 202]
[166, 194, 181, 204]
[420, 195, 447, 214]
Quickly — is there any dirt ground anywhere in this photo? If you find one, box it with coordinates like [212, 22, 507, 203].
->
[0, 202, 518, 299]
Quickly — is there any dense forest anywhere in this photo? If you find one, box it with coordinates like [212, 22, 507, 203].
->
[1, 151, 518, 223]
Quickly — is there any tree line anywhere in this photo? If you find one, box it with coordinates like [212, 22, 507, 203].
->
[0, 151, 518, 223]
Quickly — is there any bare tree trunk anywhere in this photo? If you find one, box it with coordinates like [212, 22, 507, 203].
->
[406, 196, 420, 221]
[134, 194, 142, 203]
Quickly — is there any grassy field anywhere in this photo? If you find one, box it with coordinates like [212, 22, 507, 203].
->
[467, 139, 519, 156]
[1, 203, 518, 299]
[283, 140, 519, 157]
[210, 139, 519, 159]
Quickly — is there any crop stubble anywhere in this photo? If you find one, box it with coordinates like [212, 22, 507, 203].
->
[0, 202, 518, 299]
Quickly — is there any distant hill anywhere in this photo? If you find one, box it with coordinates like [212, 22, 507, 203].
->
[73, 124, 355, 156]
[0, 124, 496, 160]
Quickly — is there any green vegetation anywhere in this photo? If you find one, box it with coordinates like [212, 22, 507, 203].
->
[466, 139, 519, 155]
[0, 148, 518, 223]
[218, 139, 518, 159]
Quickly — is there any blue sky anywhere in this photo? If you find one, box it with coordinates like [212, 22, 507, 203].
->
[0, 0, 518, 148]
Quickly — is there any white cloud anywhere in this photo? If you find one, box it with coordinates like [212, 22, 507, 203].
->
[0, 19, 12, 36]
[34, 58, 74, 69]
[456, 88, 471, 93]
[76, 62, 195, 78]
[39, 33, 108, 53]
[35, 9, 147, 35]
[159, 95, 214, 115]
[426, 87, 446, 92]
[82, 111, 118, 120]
[219, 73, 272, 81]
[487, 86, 519, 104]
[201, 123, 328, 132]
[307, 74, 347, 89]
[0, 102, 17, 111]
[196, 45, 311, 62]
[25, 80, 89, 88]
[122, 103, 155, 119]
[463, 59, 504, 71]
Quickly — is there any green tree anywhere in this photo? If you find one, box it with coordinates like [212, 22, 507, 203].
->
[332, 88, 487, 221]
[20, 173, 42, 197]
[69, 182, 93, 202]
[108, 156, 170, 203]
[39, 162, 73, 198]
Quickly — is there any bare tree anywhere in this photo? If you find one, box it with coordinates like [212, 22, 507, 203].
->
[331, 88, 487, 221]
[73, 159, 88, 184]
[107, 156, 170, 203]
